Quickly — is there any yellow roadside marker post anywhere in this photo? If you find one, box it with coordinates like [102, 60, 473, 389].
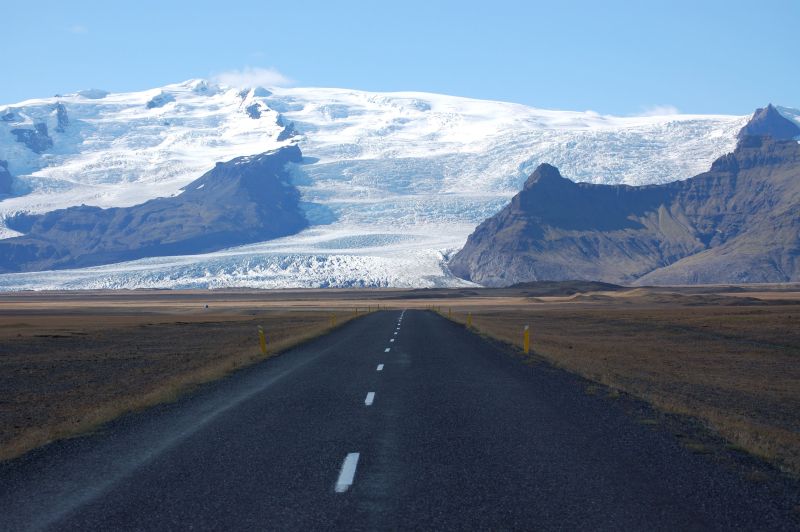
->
[448, 307, 452, 319]
[331, 314, 337, 328]
[523, 325, 530, 354]
[467, 312, 472, 328]
[258, 325, 267, 356]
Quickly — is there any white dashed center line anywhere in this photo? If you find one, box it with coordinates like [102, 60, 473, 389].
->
[394, 331, 398, 335]
[390, 338, 395, 342]
[377, 364, 384, 371]
[335, 453, 360, 493]
[365, 392, 375, 406]
[385, 348, 390, 352]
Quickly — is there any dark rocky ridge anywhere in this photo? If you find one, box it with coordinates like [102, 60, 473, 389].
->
[509, 280, 624, 295]
[449, 106, 800, 286]
[0, 145, 308, 273]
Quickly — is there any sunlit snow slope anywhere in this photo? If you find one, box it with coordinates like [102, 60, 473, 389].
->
[0, 80, 756, 289]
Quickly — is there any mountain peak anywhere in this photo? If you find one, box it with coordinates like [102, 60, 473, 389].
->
[737, 103, 800, 140]
[523, 163, 566, 189]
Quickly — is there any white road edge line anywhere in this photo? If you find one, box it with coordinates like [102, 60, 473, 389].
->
[385, 348, 391, 352]
[335, 453, 360, 493]
[377, 364, 384, 371]
[365, 392, 375, 406]
[390, 339, 395, 342]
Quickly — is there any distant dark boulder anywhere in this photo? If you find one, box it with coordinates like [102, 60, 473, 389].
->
[11, 123, 53, 153]
[0, 160, 12, 195]
[737, 103, 800, 140]
[0, 145, 308, 273]
[450, 106, 800, 286]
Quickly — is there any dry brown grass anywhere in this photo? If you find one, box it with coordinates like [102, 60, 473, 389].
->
[4, 285, 800, 477]
[443, 298, 800, 475]
[0, 304, 360, 462]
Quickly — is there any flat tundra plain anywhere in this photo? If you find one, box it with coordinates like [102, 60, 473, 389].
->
[0, 285, 799, 524]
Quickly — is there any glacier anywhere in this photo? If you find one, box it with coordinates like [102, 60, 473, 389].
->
[0, 80, 765, 289]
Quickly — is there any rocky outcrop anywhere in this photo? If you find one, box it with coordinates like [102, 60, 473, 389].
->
[146, 91, 175, 109]
[449, 106, 800, 286]
[54, 102, 69, 132]
[0, 145, 308, 272]
[245, 103, 262, 119]
[276, 115, 298, 141]
[11, 123, 53, 153]
[0, 161, 12, 195]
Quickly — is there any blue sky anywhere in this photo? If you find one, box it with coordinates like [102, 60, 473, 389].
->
[3, 0, 798, 115]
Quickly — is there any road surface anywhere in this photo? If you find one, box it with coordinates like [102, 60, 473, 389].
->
[0, 310, 796, 530]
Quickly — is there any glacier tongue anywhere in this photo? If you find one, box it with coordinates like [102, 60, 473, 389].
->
[0, 226, 476, 290]
[0, 81, 755, 289]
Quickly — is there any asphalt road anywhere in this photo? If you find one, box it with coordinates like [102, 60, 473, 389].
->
[0, 310, 796, 530]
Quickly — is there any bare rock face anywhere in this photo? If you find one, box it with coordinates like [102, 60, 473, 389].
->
[11, 123, 53, 153]
[54, 102, 69, 132]
[737, 103, 800, 140]
[449, 106, 800, 286]
[0, 161, 12, 196]
[0, 145, 308, 273]
[146, 91, 175, 109]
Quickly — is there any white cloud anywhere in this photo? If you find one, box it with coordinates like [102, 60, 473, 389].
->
[213, 66, 292, 88]
[67, 24, 88, 34]
[640, 104, 680, 116]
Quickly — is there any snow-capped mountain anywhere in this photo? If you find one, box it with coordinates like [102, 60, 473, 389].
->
[0, 79, 767, 289]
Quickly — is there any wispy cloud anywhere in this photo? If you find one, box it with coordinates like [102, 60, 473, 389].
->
[67, 24, 88, 35]
[640, 104, 680, 116]
[213, 66, 292, 88]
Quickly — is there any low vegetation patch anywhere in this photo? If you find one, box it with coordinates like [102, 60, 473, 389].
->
[0, 305, 359, 461]
[444, 297, 800, 476]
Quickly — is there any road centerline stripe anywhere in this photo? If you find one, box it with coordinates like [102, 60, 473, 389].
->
[377, 364, 384, 371]
[385, 348, 390, 352]
[335, 453, 360, 493]
[365, 392, 375, 406]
